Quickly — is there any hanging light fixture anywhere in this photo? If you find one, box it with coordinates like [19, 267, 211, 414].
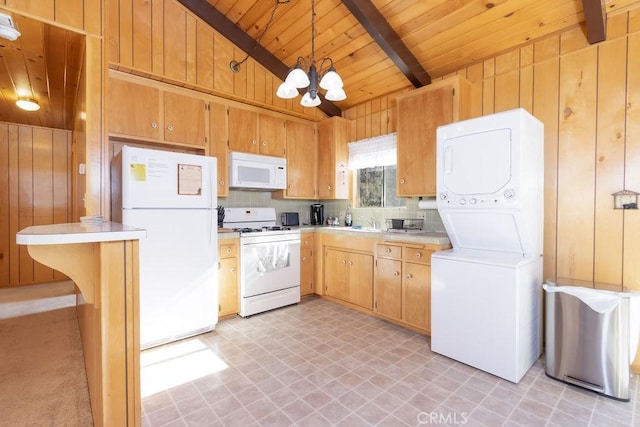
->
[276, 0, 346, 106]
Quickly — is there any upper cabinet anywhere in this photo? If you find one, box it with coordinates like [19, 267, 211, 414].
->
[272, 120, 317, 199]
[228, 107, 285, 157]
[396, 75, 474, 197]
[317, 117, 350, 200]
[209, 101, 229, 198]
[107, 73, 207, 148]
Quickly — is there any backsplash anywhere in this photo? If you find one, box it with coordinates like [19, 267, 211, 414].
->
[220, 190, 445, 232]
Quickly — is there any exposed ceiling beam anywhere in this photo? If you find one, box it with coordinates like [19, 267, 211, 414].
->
[176, 0, 341, 117]
[341, 0, 431, 87]
[582, 0, 606, 44]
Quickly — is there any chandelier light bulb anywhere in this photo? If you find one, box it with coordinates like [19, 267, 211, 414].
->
[319, 68, 343, 90]
[300, 91, 321, 107]
[285, 66, 310, 88]
[325, 87, 347, 101]
[276, 81, 298, 99]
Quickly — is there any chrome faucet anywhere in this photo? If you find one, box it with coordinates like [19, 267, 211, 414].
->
[360, 217, 377, 229]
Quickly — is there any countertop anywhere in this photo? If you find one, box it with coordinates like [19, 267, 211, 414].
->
[16, 222, 147, 245]
[218, 226, 450, 246]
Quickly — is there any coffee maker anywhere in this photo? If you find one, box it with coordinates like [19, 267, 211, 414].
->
[310, 204, 324, 225]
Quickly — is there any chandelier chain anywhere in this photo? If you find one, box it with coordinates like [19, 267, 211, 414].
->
[310, 0, 316, 64]
[231, 0, 290, 71]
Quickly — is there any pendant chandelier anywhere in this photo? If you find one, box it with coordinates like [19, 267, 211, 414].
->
[276, 0, 346, 107]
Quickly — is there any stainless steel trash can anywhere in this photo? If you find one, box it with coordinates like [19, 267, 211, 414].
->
[544, 282, 632, 401]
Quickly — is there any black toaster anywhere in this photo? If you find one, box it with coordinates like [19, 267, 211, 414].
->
[281, 212, 299, 226]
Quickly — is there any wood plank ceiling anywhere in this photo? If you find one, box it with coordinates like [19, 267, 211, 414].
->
[0, 11, 84, 130]
[190, 0, 639, 113]
[0, 0, 639, 128]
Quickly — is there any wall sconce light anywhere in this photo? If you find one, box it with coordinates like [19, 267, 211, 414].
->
[16, 97, 40, 111]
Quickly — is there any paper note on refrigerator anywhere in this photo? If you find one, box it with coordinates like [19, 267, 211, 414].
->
[130, 163, 146, 181]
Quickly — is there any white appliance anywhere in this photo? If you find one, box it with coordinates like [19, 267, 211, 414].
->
[223, 207, 300, 317]
[229, 151, 287, 190]
[431, 108, 544, 383]
[111, 146, 218, 349]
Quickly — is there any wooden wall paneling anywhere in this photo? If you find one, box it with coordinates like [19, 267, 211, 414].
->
[624, 32, 640, 290]
[163, 0, 186, 81]
[519, 45, 534, 112]
[0, 124, 8, 285]
[106, 0, 120, 64]
[133, 0, 153, 72]
[560, 25, 590, 55]
[84, 0, 101, 35]
[253, 64, 266, 104]
[185, 13, 197, 85]
[533, 56, 560, 283]
[32, 128, 55, 282]
[556, 47, 598, 283]
[245, 60, 255, 100]
[494, 50, 520, 113]
[85, 35, 102, 217]
[594, 38, 627, 287]
[118, 0, 133, 68]
[607, 12, 629, 40]
[152, 0, 164, 75]
[630, 7, 640, 31]
[264, 72, 273, 106]
[18, 126, 34, 283]
[465, 63, 484, 118]
[196, 20, 214, 89]
[213, 33, 234, 94]
[8, 125, 19, 285]
[232, 47, 248, 99]
[52, 130, 71, 280]
[4, 0, 54, 21]
[482, 58, 495, 114]
[55, 0, 84, 32]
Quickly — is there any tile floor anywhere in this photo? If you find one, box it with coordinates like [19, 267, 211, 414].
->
[141, 297, 639, 426]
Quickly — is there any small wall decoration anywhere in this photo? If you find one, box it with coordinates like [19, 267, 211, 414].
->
[612, 189, 639, 210]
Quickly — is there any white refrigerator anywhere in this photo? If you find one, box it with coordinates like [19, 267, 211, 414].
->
[112, 146, 218, 349]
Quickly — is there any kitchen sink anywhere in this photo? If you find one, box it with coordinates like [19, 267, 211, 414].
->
[348, 226, 383, 233]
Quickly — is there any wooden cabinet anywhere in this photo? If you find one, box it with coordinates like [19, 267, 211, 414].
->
[107, 73, 207, 147]
[300, 234, 315, 296]
[273, 120, 317, 199]
[396, 75, 474, 197]
[374, 241, 440, 333]
[209, 101, 229, 197]
[324, 246, 374, 309]
[317, 117, 350, 199]
[218, 239, 239, 317]
[228, 107, 285, 157]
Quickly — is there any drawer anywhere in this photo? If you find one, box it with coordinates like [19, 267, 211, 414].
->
[219, 242, 238, 258]
[376, 244, 402, 259]
[404, 247, 433, 264]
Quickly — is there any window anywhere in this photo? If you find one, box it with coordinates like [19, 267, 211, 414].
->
[348, 133, 405, 208]
[356, 165, 405, 207]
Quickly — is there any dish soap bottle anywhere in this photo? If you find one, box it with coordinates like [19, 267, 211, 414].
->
[345, 204, 352, 227]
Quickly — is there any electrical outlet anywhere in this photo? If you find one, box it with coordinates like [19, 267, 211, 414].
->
[416, 212, 426, 220]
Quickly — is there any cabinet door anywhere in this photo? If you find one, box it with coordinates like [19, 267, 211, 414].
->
[163, 92, 207, 146]
[107, 78, 160, 140]
[228, 107, 258, 153]
[402, 262, 430, 331]
[218, 256, 238, 316]
[300, 246, 314, 296]
[284, 121, 316, 198]
[209, 102, 229, 197]
[396, 85, 453, 197]
[349, 252, 373, 309]
[324, 249, 350, 302]
[258, 115, 285, 157]
[374, 258, 402, 319]
[317, 118, 349, 199]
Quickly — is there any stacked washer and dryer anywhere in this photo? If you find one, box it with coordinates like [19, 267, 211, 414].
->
[431, 108, 544, 383]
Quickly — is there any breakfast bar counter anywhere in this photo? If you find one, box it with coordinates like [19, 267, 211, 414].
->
[17, 222, 146, 427]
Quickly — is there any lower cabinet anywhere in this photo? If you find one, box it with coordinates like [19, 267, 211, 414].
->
[374, 242, 436, 334]
[300, 234, 315, 297]
[218, 239, 239, 317]
[324, 247, 373, 310]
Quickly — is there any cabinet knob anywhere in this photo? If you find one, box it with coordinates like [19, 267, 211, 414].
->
[151, 122, 158, 129]
[231, 268, 236, 273]
[393, 271, 399, 276]
[327, 185, 332, 190]
[348, 261, 353, 266]
[385, 248, 391, 253]
[400, 178, 405, 184]
[415, 252, 422, 258]
[252, 140, 257, 145]
[406, 273, 413, 279]
[262, 141, 267, 146]
[302, 256, 308, 261]
[167, 124, 174, 131]
[219, 180, 225, 185]
[226, 248, 232, 253]
[341, 260, 346, 265]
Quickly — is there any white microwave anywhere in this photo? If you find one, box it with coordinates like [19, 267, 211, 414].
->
[229, 151, 287, 190]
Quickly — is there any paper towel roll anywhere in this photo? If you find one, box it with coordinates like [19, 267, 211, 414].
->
[418, 199, 438, 209]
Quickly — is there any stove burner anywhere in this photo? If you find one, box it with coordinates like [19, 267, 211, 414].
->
[263, 226, 291, 231]
[232, 227, 262, 233]
[231, 226, 294, 234]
